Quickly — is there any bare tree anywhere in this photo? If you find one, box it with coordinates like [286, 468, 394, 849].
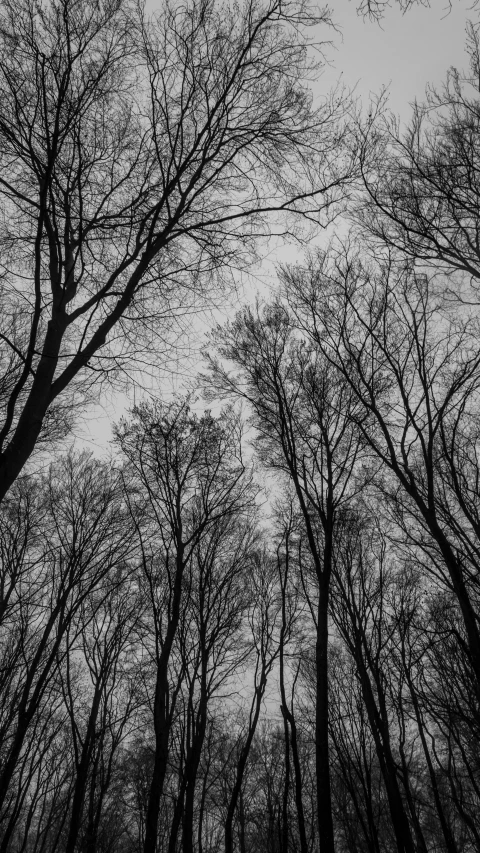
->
[330, 516, 418, 853]
[0, 453, 135, 846]
[207, 300, 364, 853]
[222, 549, 283, 853]
[116, 400, 255, 853]
[328, 645, 387, 853]
[0, 0, 353, 499]
[276, 508, 309, 853]
[166, 516, 255, 853]
[285, 253, 480, 699]
[60, 571, 141, 853]
[389, 565, 464, 853]
[357, 24, 480, 295]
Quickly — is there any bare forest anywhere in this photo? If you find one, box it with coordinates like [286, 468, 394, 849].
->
[0, 1, 480, 852]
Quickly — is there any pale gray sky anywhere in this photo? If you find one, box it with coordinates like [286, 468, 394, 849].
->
[320, 0, 471, 117]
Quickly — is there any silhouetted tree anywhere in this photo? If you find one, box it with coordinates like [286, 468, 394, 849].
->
[116, 400, 255, 853]
[0, 0, 351, 499]
[208, 301, 364, 853]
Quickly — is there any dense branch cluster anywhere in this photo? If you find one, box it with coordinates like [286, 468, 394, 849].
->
[1, 1, 480, 853]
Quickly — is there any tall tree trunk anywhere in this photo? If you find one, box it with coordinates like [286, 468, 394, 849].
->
[281, 708, 291, 853]
[280, 704, 309, 853]
[278, 543, 308, 853]
[64, 691, 103, 853]
[290, 473, 335, 853]
[224, 678, 266, 853]
[353, 643, 416, 853]
[168, 783, 187, 853]
[143, 662, 173, 853]
[315, 569, 334, 853]
[182, 701, 208, 853]
[144, 547, 185, 853]
[405, 669, 459, 853]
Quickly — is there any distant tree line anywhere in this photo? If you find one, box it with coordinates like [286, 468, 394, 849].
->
[1, 1, 480, 852]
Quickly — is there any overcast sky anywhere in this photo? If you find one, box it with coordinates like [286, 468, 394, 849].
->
[320, 0, 471, 117]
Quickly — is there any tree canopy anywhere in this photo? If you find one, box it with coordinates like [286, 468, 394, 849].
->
[0, 2, 479, 853]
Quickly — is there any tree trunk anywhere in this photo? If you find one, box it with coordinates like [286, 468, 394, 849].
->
[280, 704, 309, 853]
[144, 546, 185, 853]
[64, 690, 103, 853]
[182, 701, 208, 853]
[143, 663, 172, 853]
[279, 556, 308, 853]
[405, 669, 459, 853]
[353, 643, 416, 853]
[281, 708, 290, 853]
[168, 784, 186, 853]
[0, 314, 66, 501]
[315, 569, 335, 853]
[224, 679, 265, 853]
